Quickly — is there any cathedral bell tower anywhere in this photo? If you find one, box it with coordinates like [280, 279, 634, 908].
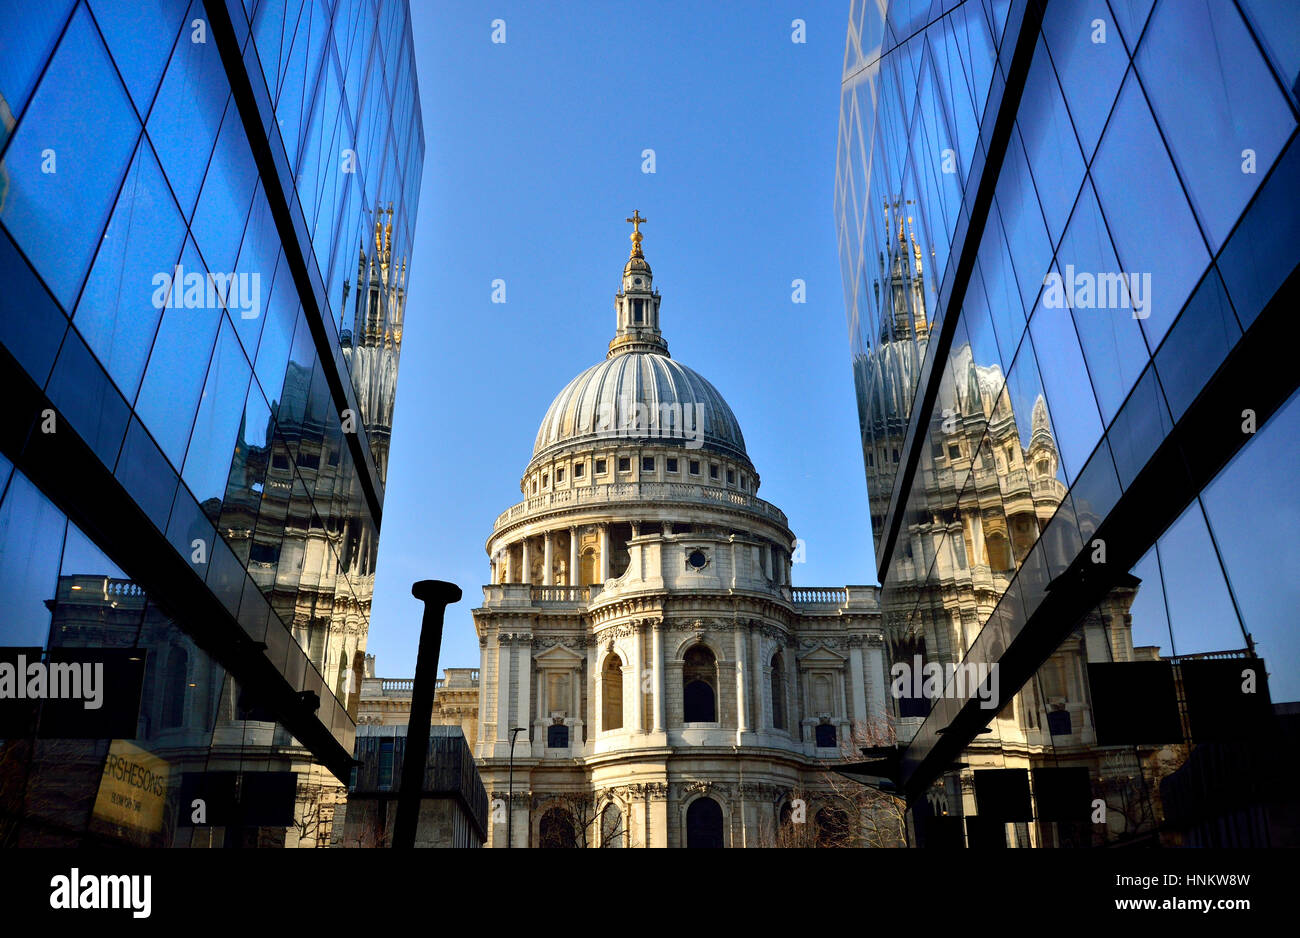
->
[609, 210, 668, 358]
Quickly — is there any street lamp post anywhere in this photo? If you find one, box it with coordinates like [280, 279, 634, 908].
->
[507, 726, 527, 847]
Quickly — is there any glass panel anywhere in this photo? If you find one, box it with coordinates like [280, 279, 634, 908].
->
[1136, 0, 1294, 254]
[45, 326, 131, 469]
[1108, 0, 1154, 53]
[1055, 178, 1148, 424]
[1090, 71, 1208, 347]
[87, 0, 187, 116]
[1106, 365, 1173, 490]
[190, 108, 259, 279]
[73, 137, 186, 401]
[145, 0, 230, 220]
[1016, 38, 1084, 248]
[182, 318, 253, 523]
[1238, 0, 1300, 108]
[114, 417, 179, 531]
[0, 228, 68, 387]
[1040, 0, 1128, 162]
[0, 5, 139, 309]
[1216, 136, 1300, 330]
[1155, 500, 1245, 657]
[1026, 271, 1105, 482]
[0, 469, 67, 647]
[1201, 388, 1300, 701]
[1153, 267, 1241, 421]
[134, 239, 223, 464]
[0, 0, 76, 145]
[1126, 545, 1173, 657]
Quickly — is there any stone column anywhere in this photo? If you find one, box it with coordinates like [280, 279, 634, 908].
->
[763, 544, 773, 580]
[569, 527, 579, 588]
[849, 640, 868, 732]
[599, 525, 610, 582]
[495, 634, 512, 748]
[629, 623, 644, 734]
[751, 626, 763, 728]
[647, 784, 669, 848]
[543, 532, 554, 586]
[505, 544, 515, 583]
[585, 640, 596, 743]
[867, 641, 887, 723]
[651, 622, 665, 732]
[521, 537, 532, 584]
[517, 639, 532, 747]
[735, 626, 749, 738]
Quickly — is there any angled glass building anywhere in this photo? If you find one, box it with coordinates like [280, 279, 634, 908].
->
[836, 0, 1299, 846]
[0, 0, 423, 846]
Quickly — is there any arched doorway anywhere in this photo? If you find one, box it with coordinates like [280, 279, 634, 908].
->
[686, 797, 724, 848]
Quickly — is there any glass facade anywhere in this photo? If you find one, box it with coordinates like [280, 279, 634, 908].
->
[0, 0, 423, 846]
[837, 0, 1299, 846]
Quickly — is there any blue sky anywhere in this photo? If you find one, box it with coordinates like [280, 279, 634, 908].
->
[364, 1, 875, 676]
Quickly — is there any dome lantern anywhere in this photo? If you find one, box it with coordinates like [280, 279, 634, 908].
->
[610, 210, 667, 357]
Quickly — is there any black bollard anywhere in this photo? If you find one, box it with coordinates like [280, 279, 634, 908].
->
[393, 579, 462, 848]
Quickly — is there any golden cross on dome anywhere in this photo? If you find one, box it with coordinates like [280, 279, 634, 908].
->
[626, 210, 647, 257]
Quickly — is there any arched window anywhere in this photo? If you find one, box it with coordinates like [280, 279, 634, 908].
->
[770, 652, 786, 730]
[686, 797, 724, 848]
[163, 647, 189, 729]
[815, 807, 851, 847]
[580, 548, 597, 586]
[602, 655, 624, 730]
[683, 645, 717, 723]
[538, 808, 577, 848]
[600, 804, 624, 848]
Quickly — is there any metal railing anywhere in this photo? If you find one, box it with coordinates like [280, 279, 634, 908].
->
[493, 481, 788, 529]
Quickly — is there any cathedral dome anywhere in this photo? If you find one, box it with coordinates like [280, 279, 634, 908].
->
[529, 211, 750, 468]
[532, 352, 748, 463]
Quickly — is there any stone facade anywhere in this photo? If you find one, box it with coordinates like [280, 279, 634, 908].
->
[471, 220, 892, 847]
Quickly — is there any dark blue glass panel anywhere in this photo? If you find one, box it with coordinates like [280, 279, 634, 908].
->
[145, 0, 230, 219]
[1055, 178, 1149, 425]
[1153, 267, 1240, 422]
[1156, 500, 1244, 657]
[183, 318, 253, 523]
[114, 417, 178, 531]
[1067, 438, 1121, 544]
[191, 109, 259, 278]
[134, 239, 222, 464]
[1217, 136, 1300, 330]
[0, 5, 139, 309]
[1041, 0, 1128, 163]
[0, 469, 67, 647]
[87, 0, 187, 116]
[253, 271, 301, 404]
[0, 0, 75, 147]
[1106, 365, 1173, 490]
[1202, 388, 1300, 700]
[165, 481, 215, 581]
[1091, 72, 1208, 347]
[0, 227, 68, 387]
[1238, 0, 1300, 108]
[73, 137, 186, 401]
[217, 384, 272, 565]
[1137, 0, 1294, 254]
[45, 326, 130, 469]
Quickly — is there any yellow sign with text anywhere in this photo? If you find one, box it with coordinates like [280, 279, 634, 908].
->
[92, 740, 169, 833]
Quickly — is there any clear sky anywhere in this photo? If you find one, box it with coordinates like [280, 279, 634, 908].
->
[364, 0, 875, 676]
